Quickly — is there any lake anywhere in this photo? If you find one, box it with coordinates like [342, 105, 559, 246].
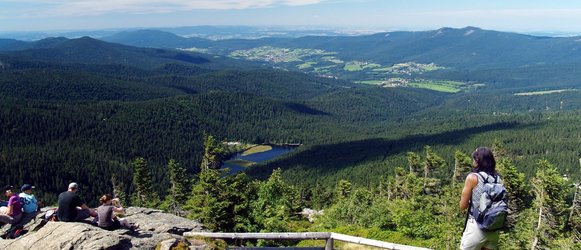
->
[222, 145, 296, 174]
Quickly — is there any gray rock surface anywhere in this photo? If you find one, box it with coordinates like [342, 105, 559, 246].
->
[0, 207, 206, 250]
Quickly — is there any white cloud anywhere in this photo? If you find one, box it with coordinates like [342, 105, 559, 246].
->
[413, 8, 581, 19]
[38, 0, 325, 16]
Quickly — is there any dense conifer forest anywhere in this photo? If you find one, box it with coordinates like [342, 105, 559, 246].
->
[0, 33, 580, 248]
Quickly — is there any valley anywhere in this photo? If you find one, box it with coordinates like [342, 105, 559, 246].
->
[1, 26, 580, 248]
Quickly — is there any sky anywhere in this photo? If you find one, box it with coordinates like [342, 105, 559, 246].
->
[2, 0, 581, 33]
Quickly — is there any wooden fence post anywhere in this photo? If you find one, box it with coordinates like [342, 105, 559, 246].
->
[325, 237, 333, 250]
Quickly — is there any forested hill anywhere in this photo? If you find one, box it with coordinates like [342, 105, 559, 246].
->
[1, 28, 581, 248]
[102, 29, 213, 49]
[0, 38, 442, 206]
[0, 36, 210, 68]
[98, 26, 581, 69]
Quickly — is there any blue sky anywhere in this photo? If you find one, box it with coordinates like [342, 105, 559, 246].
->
[2, 0, 581, 33]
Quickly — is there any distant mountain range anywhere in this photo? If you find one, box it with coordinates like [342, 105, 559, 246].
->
[4, 26, 581, 92]
[96, 27, 581, 69]
[5, 26, 581, 70]
[0, 26, 364, 41]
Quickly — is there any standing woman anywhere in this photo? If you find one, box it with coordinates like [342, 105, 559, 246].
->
[459, 147, 500, 250]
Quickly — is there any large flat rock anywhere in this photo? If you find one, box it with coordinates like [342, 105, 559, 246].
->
[0, 207, 205, 250]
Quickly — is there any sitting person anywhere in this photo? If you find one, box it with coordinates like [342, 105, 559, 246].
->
[0, 185, 23, 225]
[96, 194, 136, 230]
[57, 182, 97, 222]
[19, 184, 42, 214]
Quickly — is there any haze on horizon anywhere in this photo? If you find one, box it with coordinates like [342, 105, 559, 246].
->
[2, 0, 581, 35]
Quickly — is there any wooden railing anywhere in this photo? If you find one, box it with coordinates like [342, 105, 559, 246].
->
[184, 232, 431, 250]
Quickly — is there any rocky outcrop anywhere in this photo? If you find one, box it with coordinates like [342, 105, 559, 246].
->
[300, 208, 323, 223]
[0, 207, 206, 250]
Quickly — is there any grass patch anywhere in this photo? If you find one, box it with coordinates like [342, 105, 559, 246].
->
[344, 62, 363, 71]
[297, 61, 316, 69]
[514, 89, 577, 96]
[242, 145, 273, 156]
[356, 80, 385, 85]
[371, 67, 392, 72]
[343, 61, 379, 71]
[363, 63, 381, 69]
[408, 80, 464, 93]
[224, 159, 256, 167]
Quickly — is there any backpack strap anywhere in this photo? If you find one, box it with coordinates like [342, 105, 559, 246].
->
[463, 198, 472, 233]
[477, 171, 499, 184]
[476, 172, 488, 184]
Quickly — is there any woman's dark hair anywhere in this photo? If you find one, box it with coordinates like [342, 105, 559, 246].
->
[472, 147, 496, 174]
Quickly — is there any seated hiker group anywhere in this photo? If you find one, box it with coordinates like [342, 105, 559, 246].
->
[0, 182, 137, 231]
[0, 184, 40, 226]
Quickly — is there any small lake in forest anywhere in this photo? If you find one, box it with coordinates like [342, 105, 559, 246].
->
[222, 145, 297, 174]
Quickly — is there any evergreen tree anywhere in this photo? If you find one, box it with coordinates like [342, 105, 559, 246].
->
[566, 158, 581, 243]
[201, 134, 225, 171]
[130, 157, 159, 207]
[530, 160, 569, 249]
[387, 166, 423, 200]
[497, 156, 529, 215]
[433, 185, 465, 250]
[319, 187, 374, 228]
[186, 168, 227, 231]
[423, 146, 446, 194]
[336, 179, 352, 200]
[407, 152, 422, 175]
[491, 140, 509, 160]
[453, 150, 472, 185]
[162, 159, 190, 216]
[253, 168, 301, 233]
[567, 181, 580, 243]
[226, 173, 258, 233]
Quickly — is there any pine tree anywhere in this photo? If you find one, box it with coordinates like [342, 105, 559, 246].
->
[494, 150, 533, 249]
[387, 166, 423, 200]
[566, 158, 581, 243]
[164, 159, 190, 216]
[452, 150, 472, 185]
[253, 168, 301, 233]
[567, 181, 580, 243]
[186, 168, 228, 231]
[407, 152, 422, 175]
[423, 146, 446, 194]
[530, 160, 568, 249]
[336, 179, 352, 199]
[200, 134, 225, 171]
[130, 157, 159, 207]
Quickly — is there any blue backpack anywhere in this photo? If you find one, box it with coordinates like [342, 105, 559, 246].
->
[471, 172, 508, 231]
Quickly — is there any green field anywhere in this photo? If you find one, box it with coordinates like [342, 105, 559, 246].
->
[313, 65, 339, 73]
[408, 80, 465, 93]
[371, 62, 445, 74]
[343, 61, 380, 71]
[297, 61, 316, 69]
[356, 80, 386, 85]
